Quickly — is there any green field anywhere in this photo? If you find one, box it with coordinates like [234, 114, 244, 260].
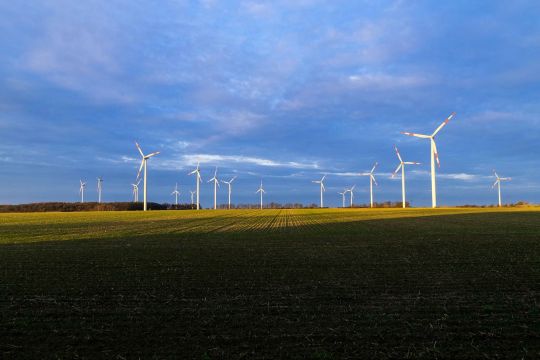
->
[1, 208, 539, 358]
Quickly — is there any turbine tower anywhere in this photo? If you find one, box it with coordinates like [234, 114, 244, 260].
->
[346, 185, 356, 208]
[338, 191, 346, 208]
[79, 180, 86, 203]
[492, 170, 511, 207]
[132, 179, 140, 202]
[256, 181, 265, 209]
[97, 177, 103, 203]
[402, 112, 456, 208]
[171, 183, 180, 206]
[207, 167, 220, 210]
[392, 146, 421, 208]
[221, 176, 237, 210]
[312, 175, 326, 208]
[135, 142, 160, 211]
[188, 162, 202, 210]
[360, 163, 378, 208]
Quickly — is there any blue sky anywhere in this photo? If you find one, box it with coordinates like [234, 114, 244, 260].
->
[1, 0, 539, 207]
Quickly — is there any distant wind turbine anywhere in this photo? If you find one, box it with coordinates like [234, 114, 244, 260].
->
[256, 181, 265, 209]
[346, 185, 356, 208]
[221, 176, 237, 210]
[132, 179, 140, 202]
[360, 163, 378, 208]
[338, 190, 346, 208]
[79, 180, 86, 203]
[392, 146, 421, 208]
[171, 183, 180, 206]
[188, 162, 202, 210]
[135, 142, 160, 211]
[402, 112, 456, 208]
[190, 190, 195, 208]
[492, 170, 511, 207]
[97, 177, 103, 203]
[312, 175, 326, 208]
[207, 167, 220, 210]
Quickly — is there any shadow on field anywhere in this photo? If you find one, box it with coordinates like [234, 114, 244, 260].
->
[1, 211, 540, 358]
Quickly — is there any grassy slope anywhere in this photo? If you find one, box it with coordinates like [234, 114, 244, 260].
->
[1, 208, 539, 358]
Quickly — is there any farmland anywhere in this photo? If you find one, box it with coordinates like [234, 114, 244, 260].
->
[1, 208, 540, 358]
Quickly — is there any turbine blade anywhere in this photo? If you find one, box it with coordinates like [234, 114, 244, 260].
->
[432, 112, 456, 137]
[370, 162, 378, 174]
[401, 132, 431, 139]
[492, 180, 499, 188]
[371, 174, 378, 186]
[135, 142, 144, 157]
[321, 183, 326, 191]
[230, 176, 237, 183]
[321, 175, 326, 182]
[394, 145, 403, 162]
[136, 159, 144, 180]
[146, 151, 160, 158]
[432, 139, 440, 168]
[392, 163, 402, 177]
[404, 162, 421, 165]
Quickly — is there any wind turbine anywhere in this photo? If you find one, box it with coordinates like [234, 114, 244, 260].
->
[346, 185, 356, 208]
[188, 162, 202, 210]
[312, 175, 326, 208]
[402, 112, 456, 208]
[207, 167, 220, 210]
[338, 190, 346, 208]
[190, 190, 195, 208]
[221, 176, 237, 210]
[132, 179, 140, 202]
[135, 142, 160, 211]
[79, 180, 86, 203]
[171, 183, 180, 206]
[256, 181, 265, 209]
[392, 146, 421, 208]
[97, 177, 103, 203]
[492, 170, 511, 207]
[360, 163, 378, 208]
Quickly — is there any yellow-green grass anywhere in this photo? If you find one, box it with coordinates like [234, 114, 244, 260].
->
[1, 208, 539, 358]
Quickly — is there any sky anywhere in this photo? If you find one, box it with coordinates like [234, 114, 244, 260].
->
[1, 0, 539, 207]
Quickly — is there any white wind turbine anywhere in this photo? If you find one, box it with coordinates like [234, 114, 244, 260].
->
[338, 190, 346, 208]
[97, 177, 103, 203]
[346, 185, 356, 208]
[131, 179, 141, 202]
[135, 142, 160, 211]
[256, 181, 265, 209]
[190, 190, 195, 208]
[402, 112, 456, 208]
[188, 162, 202, 210]
[207, 167, 220, 210]
[492, 170, 511, 207]
[171, 183, 180, 206]
[221, 176, 237, 210]
[79, 180, 86, 203]
[312, 175, 326, 208]
[392, 146, 421, 208]
[360, 163, 378, 208]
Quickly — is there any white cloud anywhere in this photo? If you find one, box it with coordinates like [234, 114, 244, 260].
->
[348, 73, 431, 90]
[180, 154, 318, 169]
[410, 170, 484, 181]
